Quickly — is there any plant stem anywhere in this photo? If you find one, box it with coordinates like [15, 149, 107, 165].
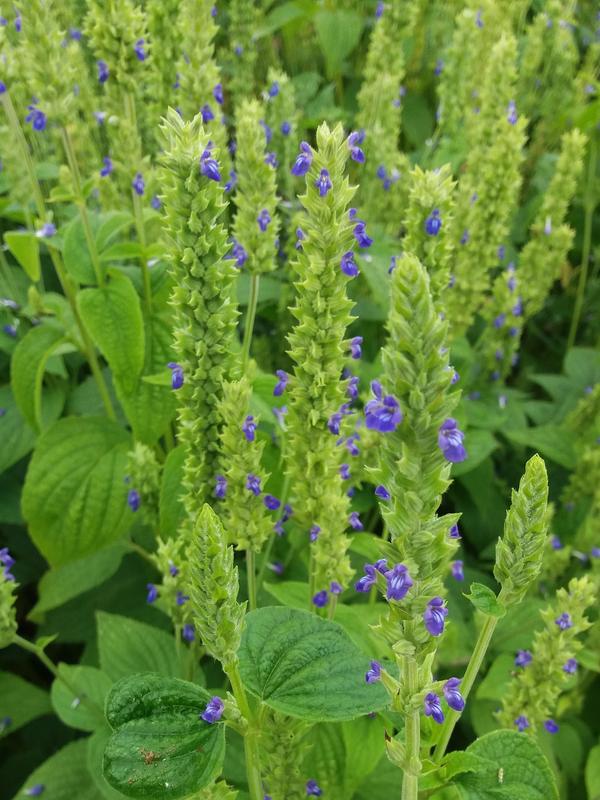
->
[432, 613, 499, 763]
[227, 661, 264, 800]
[132, 189, 153, 312]
[567, 134, 597, 349]
[60, 126, 105, 288]
[246, 549, 257, 610]
[402, 658, 421, 800]
[241, 274, 260, 371]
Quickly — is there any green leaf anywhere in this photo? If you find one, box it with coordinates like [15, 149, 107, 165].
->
[314, 10, 363, 78]
[442, 750, 495, 781]
[11, 739, 104, 800]
[0, 671, 51, 739]
[238, 606, 389, 721]
[51, 665, 112, 731]
[96, 211, 134, 252]
[402, 94, 435, 149]
[30, 543, 127, 620]
[452, 730, 559, 799]
[97, 611, 182, 681]
[10, 322, 66, 430]
[464, 583, 505, 618]
[87, 728, 128, 800]
[63, 214, 100, 284]
[5, 230, 41, 281]
[103, 673, 225, 799]
[585, 743, 600, 800]
[159, 445, 186, 538]
[22, 416, 131, 565]
[475, 653, 514, 702]
[0, 384, 64, 476]
[504, 425, 576, 469]
[77, 271, 145, 394]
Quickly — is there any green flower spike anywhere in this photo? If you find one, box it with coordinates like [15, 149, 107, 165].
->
[0, 566, 18, 650]
[265, 68, 299, 201]
[285, 122, 357, 594]
[125, 442, 162, 529]
[226, 0, 261, 110]
[160, 108, 239, 516]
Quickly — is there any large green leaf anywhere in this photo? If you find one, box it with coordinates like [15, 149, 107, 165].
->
[586, 743, 600, 800]
[51, 665, 112, 731]
[103, 673, 225, 799]
[22, 416, 131, 565]
[0, 671, 51, 739]
[5, 230, 41, 281]
[238, 606, 388, 721]
[30, 543, 127, 620]
[10, 322, 66, 429]
[116, 313, 176, 444]
[97, 611, 182, 681]
[11, 739, 104, 800]
[453, 730, 558, 799]
[504, 425, 576, 469]
[77, 271, 145, 394]
[314, 10, 363, 78]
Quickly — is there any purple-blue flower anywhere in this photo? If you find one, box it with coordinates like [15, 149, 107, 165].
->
[127, 489, 140, 512]
[25, 103, 46, 131]
[424, 693, 444, 724]
[226, 239, 247, 268]
[258, 209, 271, 231]
[213, 83, 223, 105]
[339, 463, 351, 480]
[306, 780, 322, 797]
[328, 411, 342, 435]
[425, 209, 441, 236]
[100, 156, 113, 177]
[365, 661, 381, 684]
[563, 659, 577, 674]
[151, 195, 162, 210]
[507, 100, 517, 125]
[515, 715, 529, 732]
[544, 719, 559, 734]
[424, 596, 448, 636]
[3, 324, 17, 337]
[201, 103, 215, 123]
[246, 474, 261, 496]
[438, 418, 467, 462]
[264, 494, 281, 511]
[310, 524, 320, 542]
[24, 785, 45, 797]
[365, 380, 402, 433]
[214, 475, 227, 499]
[167, 361, 184, 390]
[265, 151, 278, 168]
[551, 535, 563, 550]
[291, 142, 312, 176]
[200, 146, 221, 182]
[330, 581, 343, 595]
[349, 336, 362, 359]
[242, 415, 256, 442]
[36, 223, 56, 238]
[312, 590, 329, 608]
[353, 221, 373, 248]
[176, 591, 189, 606]
[555, 613, 572, 630]
[385, 563, 413, 601]
[274, 370, 288, 396]
[201, 696, 224, 723]
[443, 678, 465, 711]
[375, 485, 390, 501]
[182, 624, 195, 642]
[134, 38, 146, 61]
[348, 130, 365, 163]
[451, 560, 464, 581]
[281, 120, 291, 136]
[355, 564, 377, 593]
[515, 650, 532, 668]
[146, 583, 158, 603]
[347, 375, 359, 399]
[97, 59, 109, 83]
[349, 512, 363, 530]
[268, 81, 279, 97]
[132, 172, 145, 196]
[340, 251, 359, 277]
[315, 168, 332, 197]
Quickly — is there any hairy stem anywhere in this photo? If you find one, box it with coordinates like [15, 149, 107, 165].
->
[226, 661, 263, 800]
[402, 658, 421, 800]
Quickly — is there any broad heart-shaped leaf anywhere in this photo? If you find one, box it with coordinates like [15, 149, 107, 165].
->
[0, 671, 51, 739]
[238, 606, 389, 721]
[12, 738, 104, 800]
[452, 730, 558, 799]
[77, 271, 145, 395]
[116, 313, 176, 444]
[10, 322, 66, 429]
[586, 743, 600, 800]
[51, 665, 113, 731]
[314, 10, 363, 78]
[103, 673, 225, 799]
[22, 416, 131, 565]
[5, 230, 41, 281]
[97, 612, 183, 681]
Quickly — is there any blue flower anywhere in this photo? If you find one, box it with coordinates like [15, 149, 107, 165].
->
[100, 156, 113, 177]
[226, 239, 248, 268]
[353, 221, 373, 248]
[438, 418, 467, 462]
[514, 715, 529, 732]
[281, 120, 291, 136]
[265, 151, 278, 168]
[258, 209, 271, 231]
[200, 146, 221, 182]
[306, 780, 323, 796]
[201, 103, 215, 123]
[451, 560, 464, 581]
[365, 661, 381, 683]
[3, 324, 17, 338]
[246, 474, 261, 496]
[340, 463, 351, 480]
[214, 475, 227, 499]
[272, 405, 287, 427]
[132, 172, 145, 196]
[151, 195, 162, 210]
[312, 590, 328, 608]
[515, 650, 532, 668]
[309, 524, 320, 542]
[424, 693, 444, 724]
[355, 563, 377, 592]
[424, 596, 448, 636]
[544, 719, 559, 734]
[348, 130, 365, 163]
[349, 511, 363, 530]
[349, 336, 362, 359]
[167, 362, 184, 389]
[268, 81, 279, 97]
[507, 100, 517, 125]
[274, 370, 289, 396]
[340, 251, 359, 277]
[176, 591, 189, 606]
[292, 142, 312, 176]
[563, 658, 577, 674]
[460, 229, 470, 245]
[24, 785, 45, 797]
[375, 485, 390, 501]
[146, 583, 158, 603]
[25, 103, 46, 131]
[443, 678, 465, 711]
[375, 2, 385, 18]
[330, 581, 343, 595]
[182, 624, 195, 642]
[213, 83, 223, 105]
[97, 59, 109, 83]
[385, 563, 413, 601]
[201, 696, 224, 723]
[168, 561, 179, 577]
[259, 119, 272, 144]
[425, 208, 441, 236]
[264, 494, 281, 511]
[347, 375, 359, 399]
[134, 38, 146, 61]
[555, 612, 572, 630]
[315, 168, 332, 197]
[224, 170, 237, 192]
[242, 415, 256, 442]
[36, 223, 56, 238]
[365, 381, 403, 433]
[127, 489, 141, 512]
[328, 411, 342, 435]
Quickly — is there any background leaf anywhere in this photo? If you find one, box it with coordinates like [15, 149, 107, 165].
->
[0, 672, 51, 739]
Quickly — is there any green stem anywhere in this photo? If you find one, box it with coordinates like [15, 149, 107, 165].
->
[61, 126, 105, 288]
[432, 613, 499, 763]
[247, 549, 257, 610]
[132, 190, 152, 312]
[226, 661, 263, 800]
[241, 274, 260, 371]
[127, 540, 156, 566]
[14, 634, 104, 721]
[256, 473, 290, 591]
[402, 658, 421, 800]
[567, 135, 597, 349]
